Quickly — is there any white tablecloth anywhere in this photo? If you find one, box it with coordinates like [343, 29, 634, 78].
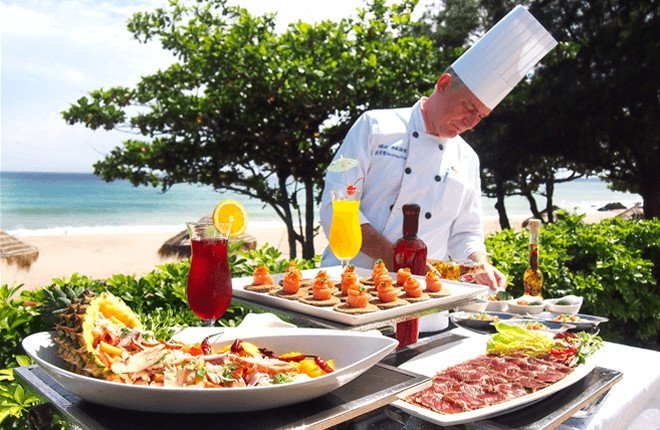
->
[451, 327, 660, 430]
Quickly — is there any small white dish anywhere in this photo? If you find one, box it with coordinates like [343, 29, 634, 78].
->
[484, 300, 509, 312]
[456, 298, 489, 313]
[506, 296, 545, 315]
[544, 295, 583, 314]
[419, 311, 449, 333]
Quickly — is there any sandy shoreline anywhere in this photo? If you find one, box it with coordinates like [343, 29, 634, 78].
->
[2, 211, 625, 292]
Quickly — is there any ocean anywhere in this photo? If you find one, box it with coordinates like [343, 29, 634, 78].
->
[0, 171, 643, 236]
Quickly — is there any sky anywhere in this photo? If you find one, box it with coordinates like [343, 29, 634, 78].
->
[1, 0, 431, 173]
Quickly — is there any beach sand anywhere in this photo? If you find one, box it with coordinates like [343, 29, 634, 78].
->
[2, 211, 625, 292]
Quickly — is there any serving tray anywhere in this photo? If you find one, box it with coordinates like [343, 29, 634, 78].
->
[232, 265, 488, 327]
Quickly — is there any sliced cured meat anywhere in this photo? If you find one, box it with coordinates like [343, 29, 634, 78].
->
[497, 382, 528, 399]
[536, 369, 567, 383]
[476, 390, 508, 404]
[447, 369, 484, 384]
[517, 376, 548, 390]
[404, 353, 575, 415]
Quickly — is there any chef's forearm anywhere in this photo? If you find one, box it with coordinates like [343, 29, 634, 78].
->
[468, 251, 490, 265]
[360, 223, 393, 268]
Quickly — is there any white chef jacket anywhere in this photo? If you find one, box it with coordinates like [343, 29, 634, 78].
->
[320, 98, 486, 270]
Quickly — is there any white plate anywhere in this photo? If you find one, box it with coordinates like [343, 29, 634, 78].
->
[232, 266, 489, 326]
[22, 327, 397, 413]
[392, 336, 595, 425]
[543, 296, 583, 314]
[536, 312, 608, 330]
[449, 311, 515, 332]
[506, 296, 545, 315]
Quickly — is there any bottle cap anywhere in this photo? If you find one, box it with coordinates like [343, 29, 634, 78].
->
[528, 219, 542, 234]
[402, 204, 420, 216]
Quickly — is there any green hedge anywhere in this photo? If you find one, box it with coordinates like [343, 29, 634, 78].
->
[486, 212, 659, 348]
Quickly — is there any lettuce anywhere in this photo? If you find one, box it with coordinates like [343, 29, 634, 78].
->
[487, 323, 556, 357]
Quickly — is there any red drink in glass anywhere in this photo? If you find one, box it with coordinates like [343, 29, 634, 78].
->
[187, 238, 232, 321]
[186, 221, 233, 325]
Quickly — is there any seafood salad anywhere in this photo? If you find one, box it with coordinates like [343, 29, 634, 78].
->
[93, 319, 334, 388]
[49, 290, 335, 388]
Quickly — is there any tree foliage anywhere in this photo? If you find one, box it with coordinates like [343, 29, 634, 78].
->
[421, 0, 659, 226]
[62, 0, 439, 258]
[532, 0, 660, 219]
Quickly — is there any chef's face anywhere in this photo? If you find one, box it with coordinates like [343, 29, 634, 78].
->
[424, 73, 492, 138]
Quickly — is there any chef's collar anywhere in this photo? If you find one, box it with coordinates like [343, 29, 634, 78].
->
[412, 98, 447, 142]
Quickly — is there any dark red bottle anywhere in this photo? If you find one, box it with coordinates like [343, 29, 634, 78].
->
[392, 204, 428, 275]
[392, 204, 428, 348]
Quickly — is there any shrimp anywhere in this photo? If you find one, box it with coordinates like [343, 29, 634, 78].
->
[252, 265, 274, 285]
[372, 258, 389, 279]
[340, 266, 358, 296]
[403, 276, 423, 298]
[281, 271, 301, 294]
[346, 285, 369, 308]
[376, 279, 399, 303]
[396, 268, 412, 286]
[312, 276, 333, 300]
[425, 270, 443, 292]
[285, 261, 303, 281]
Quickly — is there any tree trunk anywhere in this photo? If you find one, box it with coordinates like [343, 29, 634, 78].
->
[302, 180, 316, 259]
[494, 180, 511, 230]
[522, 189, 542, 220]
[277, 174, 298, 259]
[639, 166, 660, 219]
[545, 178, 555, 223]
[639, 179, 660, 220]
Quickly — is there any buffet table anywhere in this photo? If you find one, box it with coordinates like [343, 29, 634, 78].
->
[15, 266, 660, 429]
[15, 324, 659, 429]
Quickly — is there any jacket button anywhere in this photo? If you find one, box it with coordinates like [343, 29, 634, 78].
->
[389, 205, 394, 211]
[425, 212, 432, 219]
[438, 143, 444, 151]
[405, 167, 412, 174]
[435, 175, 442, 182]
[412, 131, 419, 138]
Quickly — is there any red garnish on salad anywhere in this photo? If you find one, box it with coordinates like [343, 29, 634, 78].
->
[201, 337, 212, 355]
[314, 356, 334, 373]
[230, 339, 243, 353]
[277, 354, 306, 362]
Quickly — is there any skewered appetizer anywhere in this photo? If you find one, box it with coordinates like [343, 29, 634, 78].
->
[245, 265, 277, 293]
[334, 284, 378, 314]
[371, 278, 409, 309]
[401, 276, 429, 302]
[300, 271, 340, 306]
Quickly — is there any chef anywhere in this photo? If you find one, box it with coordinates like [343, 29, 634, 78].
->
[320, 5, 557, 290]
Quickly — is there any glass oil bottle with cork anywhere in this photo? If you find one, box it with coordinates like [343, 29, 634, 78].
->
[523, 219, 544, 297]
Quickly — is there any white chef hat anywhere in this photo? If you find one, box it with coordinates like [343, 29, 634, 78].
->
[450, 5, 558, 109]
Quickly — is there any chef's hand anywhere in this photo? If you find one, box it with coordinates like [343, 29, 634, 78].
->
[474, 263, 507, 290]
[468, 252, 508, 290]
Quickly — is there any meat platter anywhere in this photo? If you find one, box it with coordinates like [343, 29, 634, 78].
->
[392, 336, 596, 425]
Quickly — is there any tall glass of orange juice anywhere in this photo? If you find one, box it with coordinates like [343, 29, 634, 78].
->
[329, 188, 362, 268]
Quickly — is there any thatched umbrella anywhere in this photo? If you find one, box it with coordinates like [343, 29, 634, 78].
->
[0, 230, 39, 270]
[617, 203, 645, 220]
[158, 217, 257, 259]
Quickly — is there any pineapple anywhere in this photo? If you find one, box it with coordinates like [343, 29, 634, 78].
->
[41, 286, 142, 378]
